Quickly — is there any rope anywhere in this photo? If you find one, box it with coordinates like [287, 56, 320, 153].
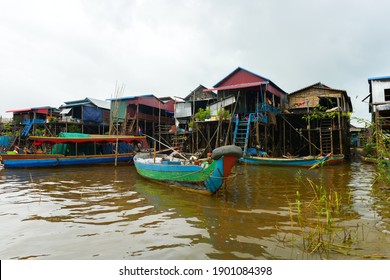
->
[142, 134, 189, 160]
[281, 115, 321, 152]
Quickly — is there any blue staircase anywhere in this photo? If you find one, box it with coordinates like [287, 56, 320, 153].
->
[233, 113, 254, 156]
[21, 119, 33, 137]
[6, 136, 17, 150]
[232, 101, 281, 156]
[21, 118, 45, 137]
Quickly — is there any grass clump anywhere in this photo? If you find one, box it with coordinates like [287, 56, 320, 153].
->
[288, 178, 357, 258]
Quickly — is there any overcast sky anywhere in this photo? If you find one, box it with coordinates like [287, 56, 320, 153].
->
[1, 0, 390, 125]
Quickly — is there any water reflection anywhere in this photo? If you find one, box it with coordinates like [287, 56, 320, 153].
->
[0, 161, 388, 260]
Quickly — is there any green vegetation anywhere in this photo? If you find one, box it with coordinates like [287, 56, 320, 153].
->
[356, 117, 390, 185]
[288, 174, 358, 258]
[194, 108, 211, 121]
[34, 128, 45, 136]
[217, 108, 231, 120]
[302, 105, 351, 122]
[67, 124, 82, 133]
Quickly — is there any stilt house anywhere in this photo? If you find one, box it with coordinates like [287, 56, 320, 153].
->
[108, 94, 175, 147]
[204, 67, 287, 155]
[366, 76, 390, 132]
[59, 97, 111, 134]
[285, 82, 353, 158]
[6, 106, 60, 137]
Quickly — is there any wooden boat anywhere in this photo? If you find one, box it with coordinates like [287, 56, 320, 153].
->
[238, 153, 331, 167]
[325, 154, 345, 165]
[133, 145, 242, 194]
[361, 156, 377, 164]
[0, 133, 148, 168]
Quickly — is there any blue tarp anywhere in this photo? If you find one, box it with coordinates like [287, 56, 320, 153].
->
[0, 136, 11, 149]
[83, 107, 102, 123]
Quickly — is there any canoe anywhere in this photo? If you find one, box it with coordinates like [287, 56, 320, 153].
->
[361, 156, 377, 164]
[325, 154, 345, 165]
[0, 133, 148, 168]
[133, 145, 243, 194]
[238, 153, 331, 167]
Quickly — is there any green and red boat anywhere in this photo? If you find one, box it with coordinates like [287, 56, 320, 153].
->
[133, 145, 242, 195]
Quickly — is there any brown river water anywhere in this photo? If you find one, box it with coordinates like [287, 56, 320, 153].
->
[0, 159, 389, 260]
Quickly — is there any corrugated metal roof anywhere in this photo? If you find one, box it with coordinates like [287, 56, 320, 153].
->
[87, 97, 110, 110]
[208, 66, 287, 95]
[289, 82, 346, 95]
[62, 97, 110, 110]
[213, 67, 270, 88]
[368, 76, 390, 81]
[204, 81, 268, 92]
[106, 94, 155, 101]
[6, 106, 58, 113]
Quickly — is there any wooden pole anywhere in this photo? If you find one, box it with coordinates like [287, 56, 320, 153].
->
[337, 98, 343, 154]
[224, 91, 240, 146]
[115, 137, 118, 166]
[283, 117, 286, 155]
[153, 140, 156, 163]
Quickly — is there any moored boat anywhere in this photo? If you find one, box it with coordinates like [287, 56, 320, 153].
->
[0, 133, 148, 168]
[361, 156, 377, 164]
[325, 154, 345, 165]
[133, 145, 242, 194]
[238, 153, 331, 167]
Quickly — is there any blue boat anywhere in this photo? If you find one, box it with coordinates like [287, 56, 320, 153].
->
[0, 133, 148, 168]
[133, 145, 242, 194]
[239, 153, 331, 167]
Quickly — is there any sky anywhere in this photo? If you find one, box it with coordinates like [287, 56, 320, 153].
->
[1, 0, 390, 126]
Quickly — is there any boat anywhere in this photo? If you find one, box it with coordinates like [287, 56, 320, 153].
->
[238, 153, 331, 167]
[325, 154, 345, 165]
[133, 145, 243, 194]
[361, 156, 377, 164]
[0, 133, 148, 168]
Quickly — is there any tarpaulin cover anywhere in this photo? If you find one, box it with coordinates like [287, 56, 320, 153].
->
[0, 136, 11, 148]
[48, 132, 135, 155]
[83, 107, 102, 123]
[50, 133, 90, 155]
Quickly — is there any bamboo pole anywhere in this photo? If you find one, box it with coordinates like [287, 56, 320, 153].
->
[153, 141, 156, 163]
[337, 98, 343, 154]
[115, 137, 118, 166]
[224, 91, 240, 146]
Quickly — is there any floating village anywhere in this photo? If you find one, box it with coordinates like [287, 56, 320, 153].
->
[1, 67, 389, 193]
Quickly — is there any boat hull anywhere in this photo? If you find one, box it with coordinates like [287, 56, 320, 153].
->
[133, 145, 242, 194]
[0, 133, 147, 168]
[0, 154, 133, 168]
[325, 154, 345, 165]
[239, 156, 327, 167]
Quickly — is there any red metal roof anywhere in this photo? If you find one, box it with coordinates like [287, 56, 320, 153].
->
[128, 96, 174, 111]
[6, 108, 33, 113]
[204, 81, 267, 92]
[204, 67, 287, 98]
[214, 67, 268, 88]
[6, 106, 54, 114]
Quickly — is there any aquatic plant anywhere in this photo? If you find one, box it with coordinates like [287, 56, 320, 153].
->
[288, 177, 358, 258]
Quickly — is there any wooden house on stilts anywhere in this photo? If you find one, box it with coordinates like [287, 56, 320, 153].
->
[204, 67, 288, 156]
[284, 82, 353, 159]
[108, 94, 175, 148]
[364, 76, 390, 152]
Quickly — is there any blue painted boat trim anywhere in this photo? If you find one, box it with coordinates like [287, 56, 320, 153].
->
[2, 155, 132, 168]
[238, 156, 322, 166]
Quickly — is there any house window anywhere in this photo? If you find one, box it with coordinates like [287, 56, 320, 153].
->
[385, 89, 390, 101]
